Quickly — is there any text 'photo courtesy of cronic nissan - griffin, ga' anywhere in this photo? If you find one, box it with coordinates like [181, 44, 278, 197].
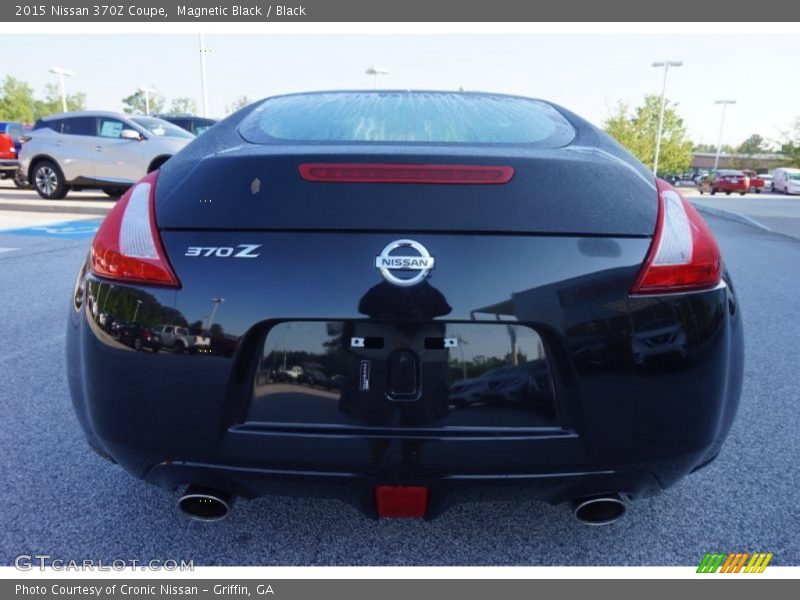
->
[65, 91, 743, 525]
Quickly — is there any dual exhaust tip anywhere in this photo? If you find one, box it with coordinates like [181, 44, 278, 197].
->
[178, 486, 626, 525]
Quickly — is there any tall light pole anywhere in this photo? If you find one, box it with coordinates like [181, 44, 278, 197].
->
[138, 86, 156, 115]
[651, 60, 682, 176]
[199, 34, 210, 117]
[365, 66, 389, 89]
[714, 100, 737, 170]
[49, 67, 74, 112]
[206, 297, 224, 330]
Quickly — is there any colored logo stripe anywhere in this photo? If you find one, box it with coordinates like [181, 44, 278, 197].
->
[697, 552, 773, 573]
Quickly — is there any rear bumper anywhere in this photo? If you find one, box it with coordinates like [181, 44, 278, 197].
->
[66, 249, 743, 516]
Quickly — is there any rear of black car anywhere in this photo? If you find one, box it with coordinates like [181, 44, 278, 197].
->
[66, 92, 743, 521]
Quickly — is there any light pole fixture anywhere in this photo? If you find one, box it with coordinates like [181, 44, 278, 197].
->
[651, 60, 682, 176]
[714, 100, 737, 170]
[365, 66, 389, 89]
[49, 66, 74, 113]
[138, 86, 157, 115]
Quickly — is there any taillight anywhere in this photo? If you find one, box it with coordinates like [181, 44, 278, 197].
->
[299, 163, 514, 184]
[90, 170, 179, 287]
[631, 179, 721, 295]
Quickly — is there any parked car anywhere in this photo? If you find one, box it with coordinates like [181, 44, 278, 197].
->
[742, 170, 767, 193]
[152, 324, 196, 353]
[697, 170, 749, 195]
[771, 167, 800, 195]
[19, 111, 194, 200]
[760, 174, 774, 192]
[0, 121, 29, 187]
[154, 114, 217, 136]
[117, 323, 161, 352]
[66, 90, 743, 524]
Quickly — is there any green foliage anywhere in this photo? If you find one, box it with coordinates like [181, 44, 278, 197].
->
[169, 96, 198, 115]
[0, 77, 86, 122]
[737, 134, 767, 155]
[0, 76, 37, 122]
[604, 94, 693, 175]
[122, 89, 166, 115]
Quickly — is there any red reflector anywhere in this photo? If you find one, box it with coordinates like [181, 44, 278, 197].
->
[299, 163, 514, 184]
[375, 486, 429, 518]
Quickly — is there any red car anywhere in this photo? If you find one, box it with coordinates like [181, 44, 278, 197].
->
[742, 170, 766, 193]
[698, 170, 749, 195]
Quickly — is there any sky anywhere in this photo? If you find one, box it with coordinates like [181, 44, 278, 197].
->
[5, 33, 799, 146]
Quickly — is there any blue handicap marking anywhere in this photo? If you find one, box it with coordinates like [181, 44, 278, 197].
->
[0, 219, 103, 240]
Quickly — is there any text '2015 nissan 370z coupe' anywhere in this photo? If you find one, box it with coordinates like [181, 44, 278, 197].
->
[66, 91, 743, 525]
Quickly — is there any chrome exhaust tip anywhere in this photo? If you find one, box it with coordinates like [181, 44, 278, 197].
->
[573, 494, 627, 526]
[178, 485, 234, 521]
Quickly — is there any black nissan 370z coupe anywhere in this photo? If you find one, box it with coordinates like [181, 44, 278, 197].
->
[66, 91, 743, 524]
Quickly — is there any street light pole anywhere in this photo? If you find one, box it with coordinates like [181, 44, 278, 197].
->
[651, 60, 682, 176]
[199, 34, 210, 117]
[714, 100, 737, 170]
[365, 66, 389, 89]
[139, 86, 156, 115]
[49, 67, 74, 112]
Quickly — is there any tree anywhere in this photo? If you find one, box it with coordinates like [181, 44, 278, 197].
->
[0, 76, 37, 122]
[604, 95, 693, 175]
[225, 94, 250, 115]
[122, 89, 165, 115]
[169, 96, 198, 115]
[34, 83, 86, 117]
[737, 134, 767, 155]
[780, 117, 800, 167]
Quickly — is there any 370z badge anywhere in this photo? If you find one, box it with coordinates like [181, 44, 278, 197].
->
[185, 244, 261, 258]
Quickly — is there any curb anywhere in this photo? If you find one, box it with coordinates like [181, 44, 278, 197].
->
[0, 201, 112, 216]
[690, 202, 772, 232]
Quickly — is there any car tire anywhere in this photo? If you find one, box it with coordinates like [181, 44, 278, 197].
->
[32, 160, 69, 200]
[756, 188, 761, 194]
[739, 191, 745, 196]
[710, 188, 717, 195]
[725, 191, 731, 195]
[699, 189, 704, 195]
[151, 345, 161, 353]
[103, 187, 128, 198]
[12, 170, 30, 189]
[173, 341, 185, 354]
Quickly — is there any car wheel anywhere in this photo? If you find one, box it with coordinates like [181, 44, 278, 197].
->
[151, 345, 161, 353]
[739, 191, 745, 195]
[32, 160, 69, 200]
[173, 341, 185, 354]
[710, 188, 717, 195]
[134, 338, 143, 351]
[756, 188, 762, 194]
[699, 189, 704, 195]
[725, 191, 731, 195]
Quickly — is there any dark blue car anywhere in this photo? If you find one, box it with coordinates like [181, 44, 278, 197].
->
[66, 91, 743, 525]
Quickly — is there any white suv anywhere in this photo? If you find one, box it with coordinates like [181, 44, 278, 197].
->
[19, 111, 194, 199]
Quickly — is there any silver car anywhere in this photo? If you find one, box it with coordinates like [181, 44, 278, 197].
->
[19, 111, 193, 199]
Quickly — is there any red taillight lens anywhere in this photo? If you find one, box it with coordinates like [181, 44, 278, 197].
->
[631, 179, 721, 295]
[90, 170, 179, 287]
[299, 163, 514, 184]
[375, 486, 429, 518]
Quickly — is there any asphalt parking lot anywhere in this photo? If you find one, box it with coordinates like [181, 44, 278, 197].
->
[0, 186, 799, 566]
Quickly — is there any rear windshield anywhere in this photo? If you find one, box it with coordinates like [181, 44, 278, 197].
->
[239, 92, 576, 146]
